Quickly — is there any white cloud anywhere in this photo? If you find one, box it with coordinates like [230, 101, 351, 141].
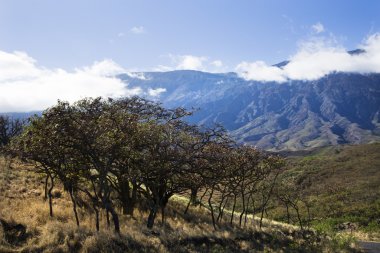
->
[156, 55, 207, 71]
[208, 60, 227, 73]
[0, 51, 41, 82]
[210, 60, 223, 68]
[312, 22, 325, 34]
[130, 26, 145, 34]
[0, 51, 142, 112]
[236, 33, 380, 82]
[156, 55, 226, 72]
[117, 32, 125, 37]
[126, 72, 148, 80]
[236, 61, 286, 82]
[80, 59, 125, 76]
[148, 87, 166, 97]
[175, 55, 207, 70]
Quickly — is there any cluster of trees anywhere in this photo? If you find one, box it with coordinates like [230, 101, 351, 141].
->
[9, 97, 285, 232]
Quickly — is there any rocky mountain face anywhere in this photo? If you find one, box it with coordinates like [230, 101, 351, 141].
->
[119, 70, 380, 151]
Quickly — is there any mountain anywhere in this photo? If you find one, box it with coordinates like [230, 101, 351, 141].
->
[1, 112, 40, 120]
[119, 70, 380, 151]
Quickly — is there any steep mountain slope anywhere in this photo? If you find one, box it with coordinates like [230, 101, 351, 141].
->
[119, 71, 380, 151]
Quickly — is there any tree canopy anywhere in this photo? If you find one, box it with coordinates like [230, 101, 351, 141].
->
[10, 96, 284, 231]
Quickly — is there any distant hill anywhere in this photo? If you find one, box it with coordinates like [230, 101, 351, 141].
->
[119, 70, 380, 151]
[276, 142, 380, 235]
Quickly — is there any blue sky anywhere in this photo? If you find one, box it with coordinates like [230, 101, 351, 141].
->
[1, 0, 380, 112]
[1, 0, 379, 70]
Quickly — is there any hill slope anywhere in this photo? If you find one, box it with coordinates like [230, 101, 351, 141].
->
[273, 142, 380, 239]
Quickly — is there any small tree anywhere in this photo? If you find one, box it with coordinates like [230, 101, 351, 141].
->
[0, 115, 25, 149]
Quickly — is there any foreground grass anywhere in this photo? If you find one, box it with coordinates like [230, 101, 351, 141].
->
[0, 157, 360, 252]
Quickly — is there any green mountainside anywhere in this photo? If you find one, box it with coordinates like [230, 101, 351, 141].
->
[271, 142, 380, 238]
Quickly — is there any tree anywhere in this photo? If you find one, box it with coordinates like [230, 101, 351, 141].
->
[200, 145, 285, 229]
[274, 177, 306, 230]
[137, 109, 198, 228]
[0, 115, 25, 149]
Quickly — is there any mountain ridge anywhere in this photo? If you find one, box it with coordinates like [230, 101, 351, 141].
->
[119, 69, 380, 151]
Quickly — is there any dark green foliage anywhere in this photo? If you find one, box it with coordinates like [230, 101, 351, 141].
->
[0, 115, 24, 149]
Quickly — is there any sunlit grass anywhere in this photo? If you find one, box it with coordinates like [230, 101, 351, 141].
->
[0, 155, 364, 252]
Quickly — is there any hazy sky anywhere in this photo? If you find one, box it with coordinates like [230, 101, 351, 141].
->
[1, 0, 379, 71]
[1, 0, 380, 112]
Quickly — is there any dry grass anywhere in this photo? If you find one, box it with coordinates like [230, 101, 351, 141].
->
[0, 157, 360, 253]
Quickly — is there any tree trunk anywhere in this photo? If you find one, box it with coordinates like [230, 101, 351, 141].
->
[120, 178, 137, 216]
[198, 188, 208, 208]
[216, 196, 226, 222]
[147, 204, 158, 229]
[94, 206, 100, 232]
[190, 188, 198, 204]
[184, 188, 198, 214]
[161, 206, 165, 224]
[220, 197, 228, 221]
[244, 195, 251, 228]
[259, 207, 265, 228]
[251, 199, 256, 227]
[208, 187, 216, 230]
[69, 188, 80, 227]
[239, 192, 246, 227]
[184, 198, 191, 215]
[239, 209, 245, 227]
[293, 205, 303, 230]
[129, 182, 138, 216]
[48, 175, 54, 217]
[230, 194, 237, 225]
[106, 210, 110, 228]
[217, 197, 228, 222]
[106, 203, 120, 234]
[161, 195, 170, 225]
[44, 174, 49, 201]
[285, 203, 290, 224]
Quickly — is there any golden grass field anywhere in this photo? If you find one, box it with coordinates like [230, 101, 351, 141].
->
[0, 157, 362, 253]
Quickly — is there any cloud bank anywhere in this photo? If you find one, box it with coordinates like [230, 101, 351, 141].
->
[0, 51, 141, 112]
[236, 33, 380, 82]
[2, 33, 380, 112]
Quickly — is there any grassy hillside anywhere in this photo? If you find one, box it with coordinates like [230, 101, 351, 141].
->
[0, 156, 359, 252]
[272, 142, 380, 240]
